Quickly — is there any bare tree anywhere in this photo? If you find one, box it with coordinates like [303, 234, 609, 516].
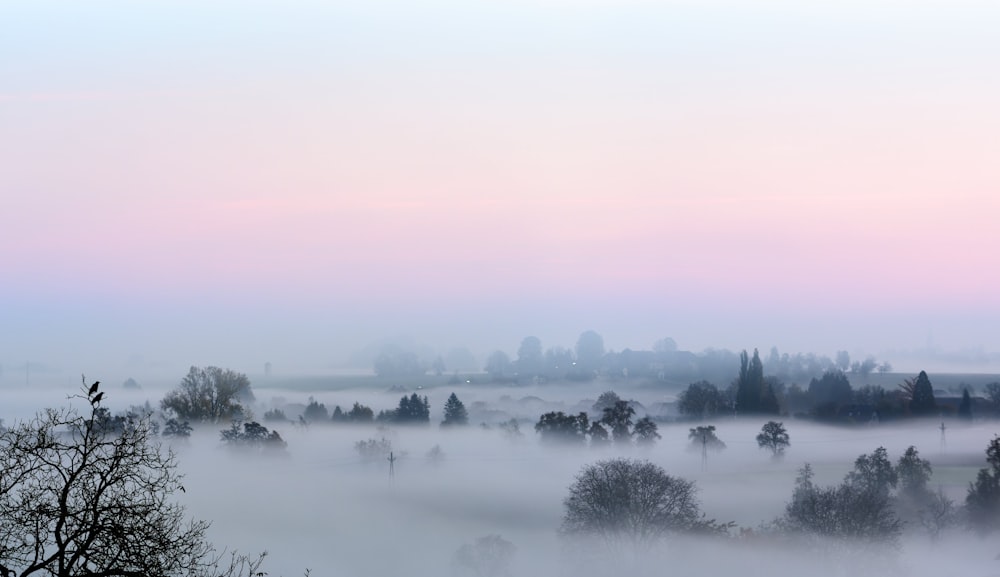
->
[161, 366, 254, 423]
[0, 380, 265, 577]
[560, 458, 726, 549]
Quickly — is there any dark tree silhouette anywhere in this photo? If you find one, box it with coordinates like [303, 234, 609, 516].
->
[633, 417, 661, 447]
[561, 458, 725, 548]
[756, 421, 790, 459]
[441, 392, 469, 427]
[161, 366, 254, 423]
[908, 371, 937, 416]
[966, 436, 1000, 534]
[735, 349, 778, 415]
[0, 382, 266, 577]
[535, 411, 589, 445]
[600, 400, 635, 444]
[677, 381, 729, 419]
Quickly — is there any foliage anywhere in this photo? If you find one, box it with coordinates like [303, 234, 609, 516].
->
[734, 349, 778, 415]
[807, 370, 853, 418]
[354, 437, 393, 460]
[756, 421, 790, 458]
[387, 394, 430, 424]
[688, 425, 725, 452]
[302, 397, 329, 423]
[535, 411, 589, 445]
[220, 421, 287, 453]
[264, 408, 288, 422]
[347, 402, 375, 423]
[958, 389, 973, 420]
[633, 417, 660, 447]
[677, 381, 730, 419]
[453, 535, 515, 577]
[908, 371, 937, 416]
[984, 382, 1000, 414]
[588, 422, 610, 448]
[441, 392, 469, 427]
[599, 400, 635, 444]
[591, 391, 621, 415]
[161, 366, 254, 423]
[163, 418, 193, 438]
[966, 435, 1000, 534]
[497, 419, 523, 441]
[561, 458, 726, 548]
[781, 461, 902, 548]
[0, 381, 265, 577]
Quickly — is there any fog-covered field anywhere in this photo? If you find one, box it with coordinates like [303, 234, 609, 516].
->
[5, 380, 1000, 577]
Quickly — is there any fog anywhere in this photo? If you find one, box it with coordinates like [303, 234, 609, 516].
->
[6, 379, 1000, 577]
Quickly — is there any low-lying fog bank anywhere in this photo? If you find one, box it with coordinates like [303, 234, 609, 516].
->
[5, 382, 1000, 577]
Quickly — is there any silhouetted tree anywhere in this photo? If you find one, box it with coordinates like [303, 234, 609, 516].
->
[347, 402, 375, 423]
[909, 371, 937, 416]
[756, 421, 789, 459]
[846, 446, 897, 497]
[677, 381, 729, 419]
[561, 458, 726, 548]
[162, 418, 193, 438]
[958, 389, 973, 421]
[735, 349, 778, 415]
[984, 382, 1000, 416]
[0, 383, 267, 577]
[688, 425, 726, 452]
[220, 421, 287, 453]
[302, 397, 329, 423]
[966, 436, 1000, 534]
[392, 394, 430, 424]
[808, 370, 853, 419]
[591, 391, 622, 415]
[600, 400, 635, 444]
[535, 411, 589, 445]
[441, 392, 469, 427]
[161, 366, 254, 423]
[633, 417, 660, 447]
[588, 422, 610, 448]
[781, 461, 901, 547]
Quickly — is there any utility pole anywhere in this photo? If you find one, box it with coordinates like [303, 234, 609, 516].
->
[939, 421, 947, 453]
[387, 451, 396, 485]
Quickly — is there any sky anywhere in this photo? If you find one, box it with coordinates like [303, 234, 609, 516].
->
[2, 0, 999, 379]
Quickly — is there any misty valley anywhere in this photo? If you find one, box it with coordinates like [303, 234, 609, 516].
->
[4, 342, 1000, 577]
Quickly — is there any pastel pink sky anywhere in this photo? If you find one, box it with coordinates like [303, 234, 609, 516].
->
[2, 0, 998, 376]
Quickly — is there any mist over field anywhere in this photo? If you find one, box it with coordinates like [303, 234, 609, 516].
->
[5, 373, 1000, 577]
[3, 0, 1000, 575]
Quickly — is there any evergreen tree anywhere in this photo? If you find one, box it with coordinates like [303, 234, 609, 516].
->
[909, 370, 937, 416]
[394, 393, 430, 424]
[958, 389, 973, 420]
[441, 392, 469, 427]
[735, 349, 777, 415]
